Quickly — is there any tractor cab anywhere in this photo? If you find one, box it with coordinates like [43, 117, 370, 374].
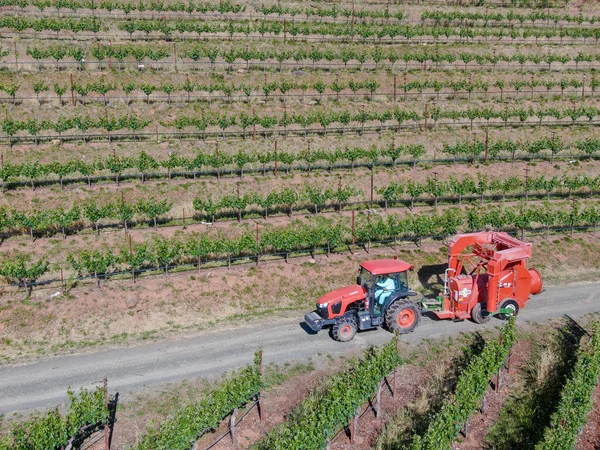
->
[357, 260, 413, 323]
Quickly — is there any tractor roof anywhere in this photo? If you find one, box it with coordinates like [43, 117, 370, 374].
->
[360, 259, 414, 275]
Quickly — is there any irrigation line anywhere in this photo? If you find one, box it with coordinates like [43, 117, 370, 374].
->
[1, 225, 597, 292]
[4, 119, 600, 146]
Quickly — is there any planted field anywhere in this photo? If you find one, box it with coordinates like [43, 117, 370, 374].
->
[0, 0, 600, 447]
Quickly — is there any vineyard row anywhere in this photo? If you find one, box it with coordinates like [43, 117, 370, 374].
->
[535, 322, 600, 450]
[0, 136, 597, 188]
[4, 201, 599, 291]
[0, 385, 111, 450]
[3, 171, 599, 239]
[4, 16, 600, 43]
[3, 104, 600, 144]
[0, 0, 406, 22]
[254, 338, 402, 449]
[2, 74, 597, 106]
[6, 45, 599, 73]
[413, 318, 516, 449]
[136, 352, 262, 450]
[3, 3, 599, 29]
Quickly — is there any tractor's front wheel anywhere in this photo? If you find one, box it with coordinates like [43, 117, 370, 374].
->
[331, 316, 358, 342]
[386, 300, 420, 334]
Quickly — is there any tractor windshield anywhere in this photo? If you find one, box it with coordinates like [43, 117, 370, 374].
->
[358, 267, 375, 292]
[398, 271, 408, 290]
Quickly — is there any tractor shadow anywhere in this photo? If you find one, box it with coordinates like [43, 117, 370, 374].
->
[416, 263, 447, 296]
[416, 263, 449, 322]
[299, 322, 318, 335]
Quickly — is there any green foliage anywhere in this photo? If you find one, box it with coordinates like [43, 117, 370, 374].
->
[535, 322, 600, 450]
[0, 386, 109, 450]
[0, 253, 48, 295]
[137, 353, 262, 450]
[254, 338, 402, 450]
[412, 319, 516, 450]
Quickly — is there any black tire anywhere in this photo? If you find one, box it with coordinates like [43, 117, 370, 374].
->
[331, 316, 358, 342]
[386, 300, 420, 334]
[497, 299, 519, 320]
[471, 302, 491, 324]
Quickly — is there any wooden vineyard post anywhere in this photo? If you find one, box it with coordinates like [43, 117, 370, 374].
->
[524, 167, 530, 203]
[530, 73, 534, 100]
[230, 408, 238, 445]
[129, 234, 135, 283]
[480, 395, 487, 413]
[375, 381, 382, 418]
[70, 73, 75, 106]
[255, 222, 260, 266]
[506, 350, 513, 374]
[350, 406, 360, 443]
[104, 377, 110, 450]
[485, 129, 489, 162]
[424, 103, 429, 132]
[274, 140, 278, 177]
[173, 42, 177, 71]
[60, 268, 65, 291]
[257, 349, 263, 423]
[393, 335, 399, 398]
[13, 41, 18, 72]
[370, 170, 374, 208]
[393, 74, 397, 102]
[351, 210, 356, 254]
[182, 208, 187, 229]
[495, 369, 501, 392]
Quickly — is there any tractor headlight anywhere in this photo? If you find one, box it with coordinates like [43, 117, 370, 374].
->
[320, 302, 329, 308]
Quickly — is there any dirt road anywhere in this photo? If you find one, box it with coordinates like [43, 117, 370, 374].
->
[0, 282, 598, 414]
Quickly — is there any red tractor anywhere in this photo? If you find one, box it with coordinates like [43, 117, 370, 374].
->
[304, 231, 542, 342]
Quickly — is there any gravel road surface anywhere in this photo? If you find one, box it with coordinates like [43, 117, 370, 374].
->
[0, 281, 598, 414]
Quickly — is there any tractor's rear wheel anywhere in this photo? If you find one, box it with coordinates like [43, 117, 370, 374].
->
[386, 300, 420, 334]
[331, 316, 358, 342]
[497, 299, 519, 320]
[471, 302, 491, 324]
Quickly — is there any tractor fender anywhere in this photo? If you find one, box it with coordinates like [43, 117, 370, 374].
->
[382, 291, 420, 314]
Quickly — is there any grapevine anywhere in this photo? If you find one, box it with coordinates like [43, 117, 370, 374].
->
[412, 318, 516, 450]
[254, 337, 402, 450]
[534, 322, 600, 450]
[0, 386, 110, 450]
[136, 352, 262, 450]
